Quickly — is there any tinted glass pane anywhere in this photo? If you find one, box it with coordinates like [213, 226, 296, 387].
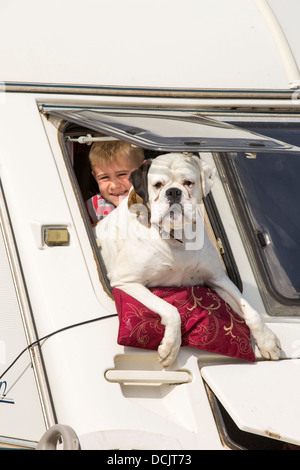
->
[229, 123, 300, 300]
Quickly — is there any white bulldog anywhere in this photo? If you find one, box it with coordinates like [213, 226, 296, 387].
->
[95, 152, 281, 367]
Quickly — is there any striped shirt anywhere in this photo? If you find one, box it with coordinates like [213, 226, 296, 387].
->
[85, 194, 115, 224]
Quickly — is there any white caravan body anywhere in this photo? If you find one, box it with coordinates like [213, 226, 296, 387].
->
[1, 0, 300, 450]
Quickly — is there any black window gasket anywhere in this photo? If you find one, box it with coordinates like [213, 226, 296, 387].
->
[204, 189, 242, 292]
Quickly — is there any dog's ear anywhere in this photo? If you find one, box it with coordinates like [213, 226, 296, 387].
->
[192, 156, 216, 197]
[200, 160, 216, 197]
[129, 159, 152, 204]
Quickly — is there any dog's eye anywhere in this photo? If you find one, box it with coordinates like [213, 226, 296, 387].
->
[184, 180, 194, 187]
[154, 182, 163, 189]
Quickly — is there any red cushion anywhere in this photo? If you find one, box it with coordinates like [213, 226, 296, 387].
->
[113, 285, 255, 362]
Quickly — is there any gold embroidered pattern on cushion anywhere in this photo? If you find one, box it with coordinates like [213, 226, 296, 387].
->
[123, 302, 165, 347]
[186, 286, 222, 312]
[173, 286, 252, 355]
[223, 302, 253, 356]
[173, 286, 220, 346]
[114, 286, 255, 362]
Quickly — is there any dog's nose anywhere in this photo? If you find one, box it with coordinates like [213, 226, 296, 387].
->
[166, 187, 182, 204]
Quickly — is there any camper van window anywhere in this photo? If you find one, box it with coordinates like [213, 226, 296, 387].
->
[216, 121, 300, 315]
[61, 123, 242, 295]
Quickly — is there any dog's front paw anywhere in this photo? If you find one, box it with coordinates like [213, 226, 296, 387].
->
[255, 325, 282, 360]
[158, 329, 182, 368]
[158, 339, 181, 368]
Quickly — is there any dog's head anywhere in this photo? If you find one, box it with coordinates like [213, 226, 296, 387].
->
[129, 153, 216, 232]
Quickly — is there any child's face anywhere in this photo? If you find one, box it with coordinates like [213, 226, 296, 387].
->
[92, 158, 138, 206]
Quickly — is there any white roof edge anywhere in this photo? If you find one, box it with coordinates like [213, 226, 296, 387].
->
[1, 0, 300, 90]
[254, 0, 300, 89]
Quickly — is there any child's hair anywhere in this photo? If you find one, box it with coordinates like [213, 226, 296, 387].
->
[89, 140, 144, 170]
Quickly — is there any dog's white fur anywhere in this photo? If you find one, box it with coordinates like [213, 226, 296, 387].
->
[95, 153, 281, 367]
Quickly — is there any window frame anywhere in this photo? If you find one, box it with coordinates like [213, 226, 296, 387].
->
[48, 107, 300, 315]
[214, 140, 300, 316]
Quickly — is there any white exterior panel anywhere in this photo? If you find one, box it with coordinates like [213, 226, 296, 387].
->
[0, 0, 297, 90]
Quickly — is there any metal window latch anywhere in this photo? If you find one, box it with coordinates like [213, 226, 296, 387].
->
[256, 231, 270, 248]
[66, 135, 118, 145]
[216, 237, 225, 255]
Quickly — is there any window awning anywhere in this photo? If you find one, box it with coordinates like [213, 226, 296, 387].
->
[42, 107, 300, 153]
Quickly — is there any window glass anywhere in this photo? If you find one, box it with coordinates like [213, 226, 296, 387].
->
[223, 122, 300, 304]
[55, 110, 300, 309]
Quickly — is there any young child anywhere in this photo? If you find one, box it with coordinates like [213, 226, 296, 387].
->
[85, 140, 145, 224]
